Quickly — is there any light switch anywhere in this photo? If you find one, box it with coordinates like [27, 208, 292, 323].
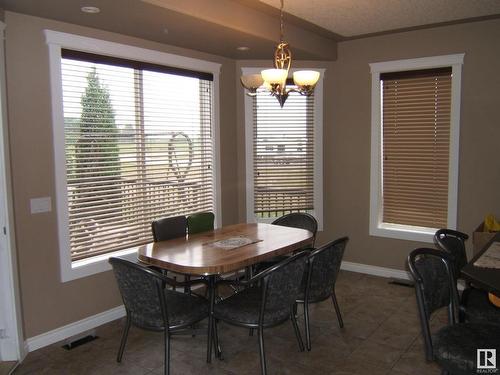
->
[30, 197, 52, 214]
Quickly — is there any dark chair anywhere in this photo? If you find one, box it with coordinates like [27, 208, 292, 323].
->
[433, 229, 469, 279]
[296, 237, 348, 351]
[212, 252, 309, 375]
[109, 257, 208, 375]
[272, 212, 318, 247]
[255, 212, 318, 272]
[434, 229, 500, 324]
[151, 215, 187, 242]
[408, 248, 500, 375]
[151, 215, 188, 292]
[187, 212, 215, 235]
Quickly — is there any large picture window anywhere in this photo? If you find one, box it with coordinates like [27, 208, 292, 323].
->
[61, 50, 214, 261]
[46, 30, 221, 281]
[369, 54, 463, 242]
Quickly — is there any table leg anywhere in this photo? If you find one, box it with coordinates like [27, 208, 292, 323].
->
[206, 275, 221, 362]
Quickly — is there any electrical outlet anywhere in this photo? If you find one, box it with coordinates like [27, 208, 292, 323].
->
[30, 197, 52, 214]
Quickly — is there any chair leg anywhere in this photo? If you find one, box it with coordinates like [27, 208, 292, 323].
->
[290, 304, 305, 352]
[117, 315, 131, 362]
[331, 289, 344, 328]
[301, 299, 311, 351]
[164, 330, 170, 375]
[213, 319, 222, 359]
[258, 327, 267, 375]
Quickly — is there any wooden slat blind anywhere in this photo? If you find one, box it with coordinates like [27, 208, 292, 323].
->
[61, 51, 214, 261]
[381, 68, 452, 228]
[253, 90, 314, 218]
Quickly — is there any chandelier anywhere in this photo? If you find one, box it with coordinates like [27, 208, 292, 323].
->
[239, 0, 320, 107]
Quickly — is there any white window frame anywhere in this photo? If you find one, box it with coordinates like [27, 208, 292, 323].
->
[242, 67, 324, 230]
[46, 30, 221, 282]
[369, 54, 464, 243]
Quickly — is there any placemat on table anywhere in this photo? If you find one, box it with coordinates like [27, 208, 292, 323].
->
[204, 236, 262, 251]
[474, 241, 500, 269]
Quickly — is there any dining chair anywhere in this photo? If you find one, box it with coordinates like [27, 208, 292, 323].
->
[151, 215, 188, 292]
[187, 211, 215, 235]
[212, 251, 309, 375]
[408, 248, 500, 375]
[295, 237, 349, 351]
[109, 257, 209, 375]
[272, 212, 318, 246]
[151, 215, 187, 242]
[434, 229, 500, 324]
[255, 212, 318, 273]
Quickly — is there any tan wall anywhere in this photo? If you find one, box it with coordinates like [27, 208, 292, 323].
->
[317, 19, 500, 268]
[4, 11, 238, 338]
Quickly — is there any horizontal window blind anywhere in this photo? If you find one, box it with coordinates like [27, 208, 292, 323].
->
[61, 51, 214, 261]
[253, 90, 314, 218]
[381, 67, 452, 228]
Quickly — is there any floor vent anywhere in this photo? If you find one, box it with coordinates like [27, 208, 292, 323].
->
[62, 332, 98, 351]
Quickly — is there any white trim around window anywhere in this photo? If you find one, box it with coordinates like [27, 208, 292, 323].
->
[368, 54, 464, 243]
[45, 30, 221, 282]
[242, 67, 324, 230]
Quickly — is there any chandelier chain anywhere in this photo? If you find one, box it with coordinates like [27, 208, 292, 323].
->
[280, 0, 284, 42]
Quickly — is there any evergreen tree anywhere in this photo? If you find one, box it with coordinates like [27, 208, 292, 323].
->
[74, 67, 120, 207]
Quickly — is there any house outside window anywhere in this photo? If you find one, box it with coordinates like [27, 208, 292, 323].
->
[369, 54, 464, 243]
[243, 68, 324, 229]
[46, 30, 221, 281]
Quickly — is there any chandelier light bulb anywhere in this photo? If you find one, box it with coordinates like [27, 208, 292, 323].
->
[261, 69, 287, 85]
[240, 74, 264, 91]
[293, 70, 320, 87]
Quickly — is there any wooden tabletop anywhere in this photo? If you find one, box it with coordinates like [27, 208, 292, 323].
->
[137, 223, 313, 275]
[462, 231, 500, 295]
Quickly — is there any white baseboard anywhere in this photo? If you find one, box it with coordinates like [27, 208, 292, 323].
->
[25, 305, 126, 352]
[341, 260, 411, 280]
[24, 282, 206, 352]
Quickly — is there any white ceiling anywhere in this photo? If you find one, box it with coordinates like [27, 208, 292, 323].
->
[259, 0, 500, 37]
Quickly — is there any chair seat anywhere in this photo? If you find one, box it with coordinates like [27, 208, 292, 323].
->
[213, 287, 289, 327]
[132, 290, 208, 330]
[166, 290, 209, 328]
[463, 287, 500, 324]
[433, 322, 500, 375]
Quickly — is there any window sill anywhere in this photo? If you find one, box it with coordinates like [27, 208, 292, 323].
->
[61, 247, 138, 282]
[369, 223, 436, 243]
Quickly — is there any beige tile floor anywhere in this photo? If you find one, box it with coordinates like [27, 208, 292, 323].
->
[13, 271, 443, 375]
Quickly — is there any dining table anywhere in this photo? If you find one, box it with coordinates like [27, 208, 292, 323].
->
[461, 231, 500, 296]
[137, 222, 314, 362]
